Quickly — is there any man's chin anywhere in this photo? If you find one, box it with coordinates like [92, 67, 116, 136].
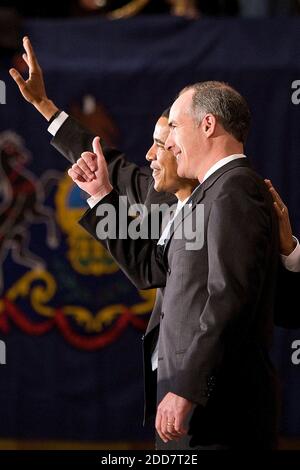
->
[177, 164, 186, 179]
[153, 180, 161, 192]
[154, 180, 169, 193]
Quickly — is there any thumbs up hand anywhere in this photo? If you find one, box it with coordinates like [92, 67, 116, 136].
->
[68, 136, 113, 199]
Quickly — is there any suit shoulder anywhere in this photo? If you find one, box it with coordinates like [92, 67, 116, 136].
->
[209, 165, 275, 222]
[217, 165, 268, 198]
[221, 164, 262, 185]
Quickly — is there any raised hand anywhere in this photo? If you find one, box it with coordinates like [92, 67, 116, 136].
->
[68, 136, 113, 199]
[9, 36, 58, 120]
[265, 179, 296, 256]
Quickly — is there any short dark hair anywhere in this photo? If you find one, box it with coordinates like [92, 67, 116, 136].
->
[161, 106, 170, 119]
[180, 81, 251, 144]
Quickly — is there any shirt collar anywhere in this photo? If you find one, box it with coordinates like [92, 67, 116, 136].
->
[202, 154, 246, 183]
[176, 154, 246, 207]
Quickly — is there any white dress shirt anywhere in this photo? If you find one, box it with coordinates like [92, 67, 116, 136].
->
[157, 197, 189, 246]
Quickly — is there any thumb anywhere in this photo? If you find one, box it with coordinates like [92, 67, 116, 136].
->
[92, 136, 105, 163]
[92, 137, 110, 182]
[9, 68, 26, 89]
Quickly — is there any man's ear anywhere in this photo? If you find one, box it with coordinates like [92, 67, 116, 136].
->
[201, 114, 217, 137]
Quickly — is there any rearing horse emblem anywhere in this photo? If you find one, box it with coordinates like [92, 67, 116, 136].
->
[0, 130, 154, 350]
[0, 131, 60, 292]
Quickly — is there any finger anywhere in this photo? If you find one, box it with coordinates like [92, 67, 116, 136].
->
[273, 201, 285, 219]
[269, 186, 286, 211]
[264, 179, 272, 189]
[67, 168, 86, 183]
[174, 413, 187, 436]
[92, 137, 110, 181]
[165, 416, 181, 438]
[9, 68, 26, 90]
[160, 414, 178, 442]
[164, 424, 182, 440]
[76, 157, 95, 180]
[92, 136, 105, 163]
[264, 179, 285, 208]
[22, 53, 29, 66]
[70, 163, 91, 182]
[155, 411, 168, 444]
[81, 151, 97, 172]
[265, 179, 280, 204]
[23, 36, 40, 72]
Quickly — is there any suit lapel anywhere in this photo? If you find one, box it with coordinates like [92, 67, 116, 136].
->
[163, 158, 251, 254]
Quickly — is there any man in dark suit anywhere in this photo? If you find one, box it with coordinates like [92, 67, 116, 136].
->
[68, 82, 281, 449]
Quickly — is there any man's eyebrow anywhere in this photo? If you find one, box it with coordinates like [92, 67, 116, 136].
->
[154, 138, 165, 146]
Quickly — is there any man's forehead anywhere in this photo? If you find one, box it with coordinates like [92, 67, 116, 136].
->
[153, 117, 169, 140]
[169, 89, 193, 121]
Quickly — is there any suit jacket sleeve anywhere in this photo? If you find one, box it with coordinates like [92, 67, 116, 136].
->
[171, 180, 278, 405]
[78, 189, 167, 289]
[50, 115, 152, 204]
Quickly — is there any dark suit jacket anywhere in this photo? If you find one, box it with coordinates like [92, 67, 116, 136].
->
[53, 115, 293, 442]
[51, 115, 176, 417]
[79, 158, 280, 448]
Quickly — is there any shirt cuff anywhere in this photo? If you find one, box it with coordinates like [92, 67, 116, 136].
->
[87, 189, 113, 209]
[87, 195, 103, 209]
[47, 111, 69, 136]
[281, 236, 300, 272]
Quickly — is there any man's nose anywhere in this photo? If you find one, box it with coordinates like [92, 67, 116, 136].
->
[164, 133, 173, 151]
[146, 144, 156, 162]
